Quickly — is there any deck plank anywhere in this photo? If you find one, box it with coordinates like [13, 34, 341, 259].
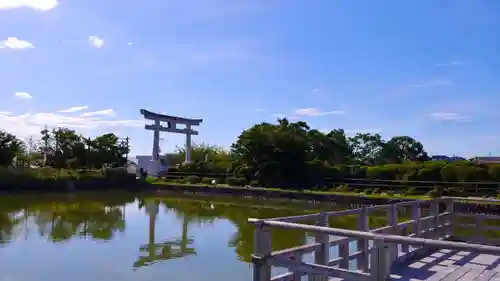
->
[472, 270, 498, 281]
[389, 250, 500, 281]
[440, 266, 471, 281]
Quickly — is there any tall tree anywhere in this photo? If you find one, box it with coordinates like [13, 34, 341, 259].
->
[378, 136, 429, 164]
[0, 130, 25, 166]
[349, 133, 384, 165]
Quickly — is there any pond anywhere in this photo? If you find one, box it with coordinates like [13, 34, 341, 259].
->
[0, 192, 389, 281]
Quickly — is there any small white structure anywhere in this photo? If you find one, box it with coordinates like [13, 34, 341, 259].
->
[135, 155, 170, 177]
[140, 109, 203, 177]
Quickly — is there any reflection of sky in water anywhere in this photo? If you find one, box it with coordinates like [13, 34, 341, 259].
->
[0, 196, 365, 281]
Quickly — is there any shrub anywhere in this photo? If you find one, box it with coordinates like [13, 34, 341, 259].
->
[427, 186, 444, 198]
[385, 190, 396, 196]
[201, 177, 214, 184]
[335, 184, 349, 192]
[405, 187, 418, 196]
[226, 177, 247, 187]
[249, 180, 260, 187]
[445, 186, 467, 197]
[184, 175, 201, 184]
[364, 188, 373, 195]
[372, 188, 381, 194]
[353, 189, 362, 193]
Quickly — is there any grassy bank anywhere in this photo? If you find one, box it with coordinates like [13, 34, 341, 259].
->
[0, 167, 145, 192]
[150, 179, 428, 201]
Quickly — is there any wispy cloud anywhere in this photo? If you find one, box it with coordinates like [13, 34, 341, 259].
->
[435, 60, 467, 67]
[0, 37, 35, 50]
[254, 108, 266, 112]
[430, 112, 471, 121]
[14, 92, 32, 99]
[0, 0, 58, 11]
[409, 79, 453, 88]
[58, 106, 89, 113]
[88, 36, 104, 48]
[0, 111, 143, 138]
[80, 109, 115, 117]
[294, 108, 345, 116]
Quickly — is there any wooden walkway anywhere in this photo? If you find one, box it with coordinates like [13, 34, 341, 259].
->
[249, 198, 500, 281]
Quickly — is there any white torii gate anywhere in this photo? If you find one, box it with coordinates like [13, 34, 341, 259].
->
[140, 109, 203, 176]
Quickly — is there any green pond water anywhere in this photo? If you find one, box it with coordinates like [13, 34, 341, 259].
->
[0, 192, 390, 281]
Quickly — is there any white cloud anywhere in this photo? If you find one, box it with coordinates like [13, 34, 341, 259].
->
[58, 105, 89, 113]
[435, 60, 467, 67]
[294, 108, 345, 116]
[409, 79, 453, 88]
[127, 42, 133, 46]
[0, 111, 11, 115]
[0, 0, 58, 11]
[80, 109, 115, 117]
[14, 92, 32, 99]
[0, 111, 143, 138]
[0, 37, 34, 49]
[430, 112, 471, 121]
[88, 36, 104, 48]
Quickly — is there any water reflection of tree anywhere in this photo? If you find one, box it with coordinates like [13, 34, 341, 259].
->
[160, 198, 313, 263]
[0, 194, 133, 244]
[0, 212, 22, 244]
[133, 200, 196, 269]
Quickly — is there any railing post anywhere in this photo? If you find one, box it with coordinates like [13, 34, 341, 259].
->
[475, 215, 484, 244]
[387, 204, 398, 263]
[370, 239, 390, 281]
[412, 202, 421, 238]
[445, 198, 455, 237]
[310, 213, 329, 281]
[253, 223, 272, 281]
[430, 200, 439, 239]
[339, 238, 350, 269]
[357, 206, 369, 272]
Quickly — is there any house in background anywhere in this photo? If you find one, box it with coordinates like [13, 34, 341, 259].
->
[430, 155, 466, 162]
[473, 157, 500, 164]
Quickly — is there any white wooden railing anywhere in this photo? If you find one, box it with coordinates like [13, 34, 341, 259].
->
[249, 198, 500, 281]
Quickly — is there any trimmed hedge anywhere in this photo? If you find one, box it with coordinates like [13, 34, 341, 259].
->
[0, 167, 141, 192]
[165, 160, 500, 196]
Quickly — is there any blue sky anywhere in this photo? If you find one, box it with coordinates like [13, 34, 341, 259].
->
[1, 0, 500, 158]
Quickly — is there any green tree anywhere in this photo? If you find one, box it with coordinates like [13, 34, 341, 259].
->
[170, 143, 233, 165]
[378, 136, 429, 164]
[0, 130, 25, 166]
[349, 133, 384, 165]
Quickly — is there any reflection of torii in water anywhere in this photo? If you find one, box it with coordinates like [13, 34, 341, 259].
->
[133, 201, 196, 269]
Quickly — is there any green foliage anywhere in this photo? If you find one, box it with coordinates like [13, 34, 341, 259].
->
[427, 186, 444, 198]
[1, 127, 129, 169]
[0, 167, 138, 191]
[184, 175, 201, 184]
[405, 187, 419, 196]
[226, 177, 247, 187]
[201, 177, 214, 184]
[249, 180, 260, 187]
[335, 184, 349, 192]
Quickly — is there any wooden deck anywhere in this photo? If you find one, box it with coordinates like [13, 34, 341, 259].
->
[249, 198, 500, 281]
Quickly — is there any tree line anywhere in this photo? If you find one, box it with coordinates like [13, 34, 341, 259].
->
[169, 118, 500, 191]
[0, 126, 130, 169]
